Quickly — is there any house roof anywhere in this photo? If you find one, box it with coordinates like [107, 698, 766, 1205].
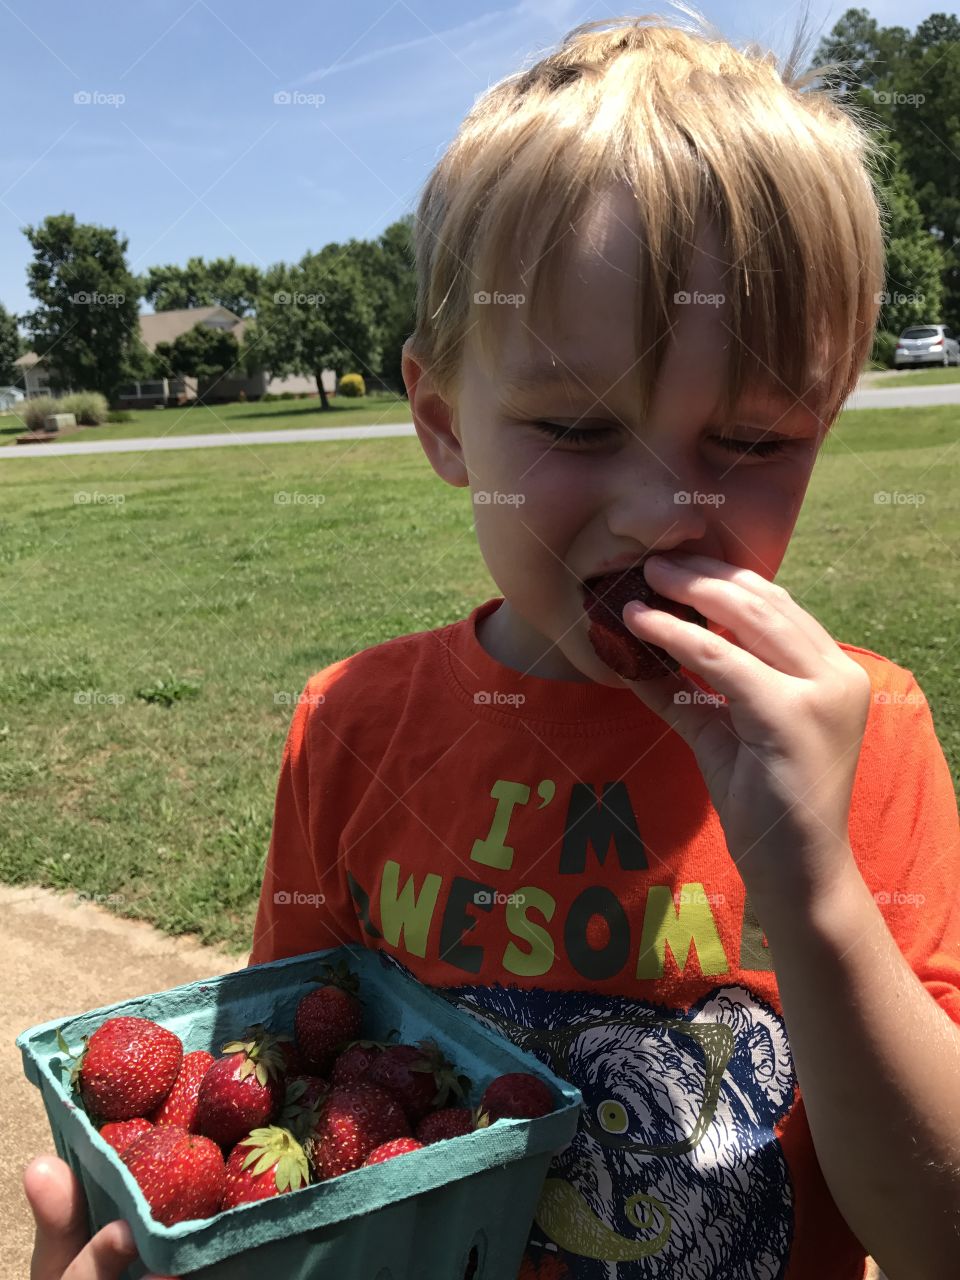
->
[17, 304, 244, 367]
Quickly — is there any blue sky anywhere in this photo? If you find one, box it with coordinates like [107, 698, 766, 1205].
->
[0, 0, 945, 319]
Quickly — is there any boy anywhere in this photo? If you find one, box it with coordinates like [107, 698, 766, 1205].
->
[25, 12, 960, 1280]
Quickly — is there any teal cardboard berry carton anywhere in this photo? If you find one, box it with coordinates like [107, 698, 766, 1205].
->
[17, 944, 582, 1279]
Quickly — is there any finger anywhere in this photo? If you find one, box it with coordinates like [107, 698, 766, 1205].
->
[24, 1156, 139, 1280]
[623, 598, 792, 715]
[646, 553, 836, 656]
[24, 1155, 89, 1279]
[642, 555, 822, 678]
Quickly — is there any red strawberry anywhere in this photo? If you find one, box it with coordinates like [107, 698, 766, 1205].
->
[62, 1017, 183, 1123]
[99, 1117, 154, 1155]
[481, 1073, 555, 1121]
[197, 1026, 286, 1149]
[303, 1083, 411, 1179]
[415, 1106, 487, 1144]
[122, 1125, 225, 1226]
[149, 1049, 215, 1132]
[329, 1039, 391, 1086]
[221, 1125, 310, 1208]
[362, 1137, 424, 1165]
[294, 961, 362, 1074]
[367, 1039, 471, 1123]
[582, 565, 707, 681]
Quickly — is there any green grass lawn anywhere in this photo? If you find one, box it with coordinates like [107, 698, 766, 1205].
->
[0, 392, 411, 446]
[1, 405, 957, 952]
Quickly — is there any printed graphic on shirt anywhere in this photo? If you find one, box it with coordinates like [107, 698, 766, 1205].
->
[346, 777, 776, 985]
[431, 976, 798, 1280]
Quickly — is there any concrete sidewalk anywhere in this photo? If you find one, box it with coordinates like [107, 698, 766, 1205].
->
[3, 884, 246, 1276]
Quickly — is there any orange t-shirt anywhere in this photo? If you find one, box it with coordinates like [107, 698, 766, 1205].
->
[250, 597, 960, 1280]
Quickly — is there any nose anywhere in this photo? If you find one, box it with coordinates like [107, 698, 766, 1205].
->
[604, 446, 710, 550]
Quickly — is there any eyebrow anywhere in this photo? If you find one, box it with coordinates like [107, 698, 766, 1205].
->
[500, 361, 812, 421]
[500, 360, 609, 394]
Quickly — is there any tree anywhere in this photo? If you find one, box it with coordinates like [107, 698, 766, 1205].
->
[153, 323, 241, 395]
[22, 214, 142, 399]
[813, 8, 910, 101]
[142, 256, 262, 316]
[372, 217, 416, 392]
[872, 145, 944, 335]
[243, 249, 379, 410]
[0, 302, 22, 386]
[814, 10, 960, 326]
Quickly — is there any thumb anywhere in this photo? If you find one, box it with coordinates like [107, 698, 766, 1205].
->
[24, 1155, 92, 1278]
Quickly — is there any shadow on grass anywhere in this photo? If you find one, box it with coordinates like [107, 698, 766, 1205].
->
[238, 398, 408, 421]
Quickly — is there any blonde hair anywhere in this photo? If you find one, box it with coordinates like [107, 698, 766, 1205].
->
[408, 8, 887, 428]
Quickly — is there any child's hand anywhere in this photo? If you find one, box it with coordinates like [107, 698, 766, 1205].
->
[619, 551, 871, 904]
[23, 1154, 175, 1280]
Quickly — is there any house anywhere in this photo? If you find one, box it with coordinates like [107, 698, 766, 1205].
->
[0, 385, 25, 412]
[15, 305, 336, 407]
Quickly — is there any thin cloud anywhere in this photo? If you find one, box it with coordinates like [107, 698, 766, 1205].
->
[297, 7, 516, 85]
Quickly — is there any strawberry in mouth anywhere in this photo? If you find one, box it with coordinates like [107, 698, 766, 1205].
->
[582, 564, 707, 681]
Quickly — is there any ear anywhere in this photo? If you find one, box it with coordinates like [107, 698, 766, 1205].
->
[401, 338, 469, 488]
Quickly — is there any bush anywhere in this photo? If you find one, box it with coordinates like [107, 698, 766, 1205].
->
[279, 391, 295, 400]
[60, 391, 110, 425]
[870, 330, 899, 370]
[22, 395, 61, 431]
[107, 410, 133, 423]
[337, 372, 366, 398]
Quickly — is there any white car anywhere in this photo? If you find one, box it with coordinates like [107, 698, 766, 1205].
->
[893, 324, 960, 368]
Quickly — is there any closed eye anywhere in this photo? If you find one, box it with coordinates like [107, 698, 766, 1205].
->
[532, 421, 792, 457]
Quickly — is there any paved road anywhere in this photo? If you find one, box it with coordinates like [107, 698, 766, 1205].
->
[2, 421, 418, 459]
[2, 382, 958, 459]
[842, 383, 960, 411]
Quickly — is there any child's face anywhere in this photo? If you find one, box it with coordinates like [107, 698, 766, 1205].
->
[405, 186, 828, 686]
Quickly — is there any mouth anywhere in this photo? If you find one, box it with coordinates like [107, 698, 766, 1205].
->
[581, 563, 707, 681]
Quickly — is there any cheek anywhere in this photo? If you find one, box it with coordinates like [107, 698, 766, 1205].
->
[719, 464, 813, 556]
